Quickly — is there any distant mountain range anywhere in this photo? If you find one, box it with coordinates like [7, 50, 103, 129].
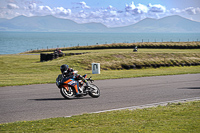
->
[0, 15, 200, 33]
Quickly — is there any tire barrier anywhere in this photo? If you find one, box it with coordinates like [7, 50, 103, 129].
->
[40, 52, 86, 62]
[66, 52, 88, 56]
[40, 53, 65, 62]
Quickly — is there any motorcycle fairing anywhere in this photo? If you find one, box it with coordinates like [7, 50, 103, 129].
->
[62, 78, 79, 94]
[83, 74, 87, 78]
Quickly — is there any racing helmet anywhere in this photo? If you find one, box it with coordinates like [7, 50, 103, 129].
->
[60, 64, 69, 73]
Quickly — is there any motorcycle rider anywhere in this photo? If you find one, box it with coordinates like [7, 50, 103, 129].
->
[60, 64, 88, 95]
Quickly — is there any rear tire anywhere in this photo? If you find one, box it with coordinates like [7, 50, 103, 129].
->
[88, 84, 100, 98]
[60, 86, 75, 99]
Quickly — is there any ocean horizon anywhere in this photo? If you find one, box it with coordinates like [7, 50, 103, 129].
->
[0, 32, 200, 55]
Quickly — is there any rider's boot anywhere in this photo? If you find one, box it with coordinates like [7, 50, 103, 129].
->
[76, 86, 87, 96]
[76, 91, 85, 96]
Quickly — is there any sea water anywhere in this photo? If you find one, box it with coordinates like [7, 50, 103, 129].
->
[0, 32, 200, 54]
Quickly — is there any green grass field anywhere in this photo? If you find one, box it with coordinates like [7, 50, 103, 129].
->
[1, 101, 199, 132]
[0, 46, 200, 131]
[1, 49, 200, 86]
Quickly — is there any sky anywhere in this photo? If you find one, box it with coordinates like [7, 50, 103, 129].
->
[0, 0, 200, 27]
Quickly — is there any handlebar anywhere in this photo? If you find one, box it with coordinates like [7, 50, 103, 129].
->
[86, 76, 94, 83]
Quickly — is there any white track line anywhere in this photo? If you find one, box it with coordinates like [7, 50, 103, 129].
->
[65, 97, 200, 117]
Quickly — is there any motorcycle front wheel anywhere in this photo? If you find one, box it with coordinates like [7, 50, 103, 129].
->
[88, 84, 100, 98]
[60, 86, 75, 99]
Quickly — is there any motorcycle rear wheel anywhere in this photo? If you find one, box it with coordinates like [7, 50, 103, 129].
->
[88, 84, 100, 98]
[60, 86, 75, 99]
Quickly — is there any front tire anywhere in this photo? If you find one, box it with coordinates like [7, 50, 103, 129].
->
[60, 86, 75, 99]
[88, 84, 100, 98]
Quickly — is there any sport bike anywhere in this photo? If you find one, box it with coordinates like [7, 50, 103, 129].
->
[56, 71, 100, 99]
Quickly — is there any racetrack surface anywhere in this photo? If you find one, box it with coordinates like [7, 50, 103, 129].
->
[0, 74, 200, 123]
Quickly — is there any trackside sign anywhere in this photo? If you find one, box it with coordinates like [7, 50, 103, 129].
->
[92, 63, 100, 74]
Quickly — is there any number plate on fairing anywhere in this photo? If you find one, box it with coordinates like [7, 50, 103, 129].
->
[68, 81, 76, 86]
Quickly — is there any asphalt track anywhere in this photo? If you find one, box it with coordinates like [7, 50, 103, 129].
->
[0, 74, 200, 124]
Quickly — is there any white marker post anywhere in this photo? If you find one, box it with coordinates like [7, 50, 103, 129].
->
[92, 63, 100, 74]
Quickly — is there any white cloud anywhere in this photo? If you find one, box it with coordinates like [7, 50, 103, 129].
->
[169, 7, 200, 16]
[137, 4, 149, 13]
[26, 3, 53, 15]
[28, 3, 37, 10]
[125, 2, 136, 12]
[110, 11, 117, 17]
[89, 10, 104, 18]
[184, 7, 200, 15]
[54, 7, 71, 16]
[148, 3, 166, 13]
[170, 8, 181, 14]
[38, 6, 52, 12]
[77, 1, 90, 9]
[125, 2, 146, 15]
[77, 7, 119, 20]
[77, 10, 88, 18]
[25, 3, 72, 17]
[107, 5, 114, 10]
[7, 3, 19, 9]
[125, 2, 166, 15]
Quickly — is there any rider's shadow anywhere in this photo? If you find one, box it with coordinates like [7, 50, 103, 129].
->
[29, 98, 66, 101]
[29, 97, 92, 101]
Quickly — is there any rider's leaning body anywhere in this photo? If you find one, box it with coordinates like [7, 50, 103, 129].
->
[60, 64, 88, 95]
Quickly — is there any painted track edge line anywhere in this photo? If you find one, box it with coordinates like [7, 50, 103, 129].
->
[64, 97, 200, 118]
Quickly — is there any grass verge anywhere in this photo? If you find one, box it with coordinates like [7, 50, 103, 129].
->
[0, 101, 200, 132]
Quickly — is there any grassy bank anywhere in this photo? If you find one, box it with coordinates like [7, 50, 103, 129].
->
[26, 41, 200, 53]
[0, 49, 200, 86]
[66, 49, 200, 70]
[1, 101, 200, 132]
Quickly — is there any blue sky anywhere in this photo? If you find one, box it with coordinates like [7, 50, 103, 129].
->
[0, 0, 200, 27]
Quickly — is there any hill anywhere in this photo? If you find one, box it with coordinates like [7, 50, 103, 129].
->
[0, 15, 200, 32]
[0, 15, 108, 32]
[111, 15, 200, 33]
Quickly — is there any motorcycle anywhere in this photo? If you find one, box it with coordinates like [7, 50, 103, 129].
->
[56, 71, 100, 99]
